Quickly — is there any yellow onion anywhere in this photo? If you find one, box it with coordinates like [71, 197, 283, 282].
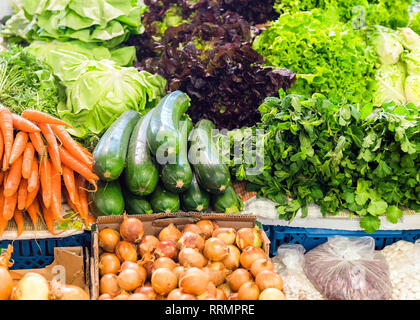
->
[134, 286, 157, 300]
[151, 268, 177, 295]
[117, 268, 143, 292]
[226, 268, 252, 292]
[98, 228, 120, 252]
[158, 223, 182, 242]
[178, 231, 205, 251]
[155, 240, 178, 259]
[236, 227, 262, 250]
[255, 270, 283, 292]
[100, 274, 121, 298]
[239, 246, 267, 269]
[115, 241, 138, 262]
[212, 228, 236, 245]
[217, 283, 231, 298]
[182, 224, 205, 237]
[259, 288, 286, 300]
[196, 220, 217, 239]
[99, 254, 120, 276]
[203, 237, 228, 261]
[238, 282, 260, 300]
[250, 258, 274, 277]
[15, 273, 49, 300]
[203, 262, 229, 286]
[153, 257, 177, 271]
[222, 245, 241, 270]
[128, 293, 149, 300]
[167, 288, 197, 300]
[52, 285, 90, 300]
[179, 248, 207, 268]
[179, 267, 210, 296]
[120, 214, 144, 243]
[138, 235, 159, 257]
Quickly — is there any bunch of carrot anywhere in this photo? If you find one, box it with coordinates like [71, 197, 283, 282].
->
[0, 107, 99, 237]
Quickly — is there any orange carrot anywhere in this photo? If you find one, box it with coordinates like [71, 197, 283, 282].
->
[0, 131, 4, 167]
[21, 110, 72, 128]
[38, 123, 62, 174]
[39, 157, 51, 208]
[76, 175, 89, 222]
[27, 157, 39, 193]
[25, 181, 39, 209]
[62, 165, 78, 204]
[28, 132, 46, 159]
[17, 179, 28, 211]
[85, 214, 97, 229]
[22, 142, 35, 179]
[3, 192, 18, 221]
[41, 202, 64, 236]
[0, 215, 7, 236]
[58, 146, 98, 188]
[13, 210, 24, 237]
[27, 199, 40, 230]
[0, 172, 3, 186]
[63, 187, 79, 214]
[9, 131, 28, 165]
[3, 155, 23, 197]
[51, 124, 93, 167]
[0, 108, 14, 171]
[50, 165, 68, 222]
[12, 114, 41, 132]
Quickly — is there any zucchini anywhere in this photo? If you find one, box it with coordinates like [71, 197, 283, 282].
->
[212, 184, 243, 214]
[181, 114, 193, 137]
[90, 180, 125, 216]
[189, 119, 231, 194]
[160, 116, 193, 193]
[123, 189, 153, 215]
[124, 109, 159, 196]
[93, 110, 141, 181]
[147, 91, 190, 157]
[181, 173, 210, 212]
[149, 185, 180, 213]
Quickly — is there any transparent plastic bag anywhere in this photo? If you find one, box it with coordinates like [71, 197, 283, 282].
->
[303, 236, 392, 300]
[272, 244, 324, 300]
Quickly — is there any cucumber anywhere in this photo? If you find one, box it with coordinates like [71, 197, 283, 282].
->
[147, 91, 190, 157]
[181, 174, 210, 212]
[181, 114, 193, 137]
[93, 110, 141, 181]
[188, 119, 231, 194]
[160, 116, 193, 193]
[123, 189, 153, 215]
[149, 185, 180, 213]
[212, 184, 243, 214]
[90, 180, 125, 216]
[124, 109, 159, 196]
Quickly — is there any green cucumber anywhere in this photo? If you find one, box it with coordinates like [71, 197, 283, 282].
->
[150, 185, 180, 213]
[147, 91, 190, 157]
[93, 110, 141, 181]
[212, 185, 243, 214]
[181, 114, 193, 137]
[123, 189, 153, 215]
[189, 119, 231, 194]
[90, 180, 125, 216]
[181, 174, 210, 212]
[124, 109, 159, 196]
[160, 116, 193, 193]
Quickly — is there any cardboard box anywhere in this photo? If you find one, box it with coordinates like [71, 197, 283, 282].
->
[90, 212, 270, 300]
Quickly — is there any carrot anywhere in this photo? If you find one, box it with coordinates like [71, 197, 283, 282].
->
[63, 187, 79, 214]
[9, 131, 28, 165]
[21, 110, 72, 128]
[27, 199, 41, 230]
[58, 146, 98, 189]
[27, 157, 39, 193]
[39, 157, 51, 208]
[41, 202, 64, 236]
[3, 155, 23, 198]
[25, 180, 39, 209]
[17, 179, 28, 211]
[50, 125, 93, 167]
[28, 132, 46, 159]
[0, 131, 4, 167]
[50, 165, 68, 222]
[13, 210, 24, 237]
[38, 123, 62, 174]
[0, 108, 13, 171]
[76, 175, 89, 222]
[3, 192, 18, 221]
[0, 187, 6, 234]
[0, 172, 3, 186]
[22, 142, 35, 179]
[62, 165, 78, 204]
[12, 114, 40, 132]
[85, 214, 97, 229]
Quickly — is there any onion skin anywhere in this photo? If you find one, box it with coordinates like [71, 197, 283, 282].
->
[142, 260, 155, 280]
[155, 240, 178, 260]
[203, 237, 229, 261]
[236, 227, 262, 250]
[0, 267, 13, 300]
[98, 293, 112, 300]
[120, 215, 144, 243]
[182, 224, 205, 237]
[120, 261, 147, 285]
[153, 257, 177, 271]
[178, 231, 205, 251]
[238, 282, 260, 300]
[167, 288, 197, 300]
[196, 220, 217, 239]
[99, 254, 121, 276]
[158, 223, 182, 242]
[226, 268, 252, 292]
[134, 286, 157, 300]
[172, 266, 186, 280]
[15, 272, 49, 300]
[128, 293, 149, 300]
[117, 268, 143, 292]
[222, 245, 241, 270]
[255, 270, 284, 292]
[215, 288, 227, 300]
[179, 248, 208, 268]
[100, 274, 121, 298]
[138, 235, 159, 257]
[212, 228, 236, 245]
[203, 262, 228, 286]
[239, 246, 267, 269]
[115, 241, 138, 262]
[250, 258, 274, 277]
[259, 288, 286, 300]
[217, 283, 232, 298]
[52, 285, 90, 300]
[228, 293, 239, 300]
[151, 268, 178, 295]
[98, 228, 120, 252]
[114, 294, 129, 300]
[179, 267, 210, 296]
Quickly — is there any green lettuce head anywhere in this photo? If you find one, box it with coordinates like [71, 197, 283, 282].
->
[398, 27, 420, 51]
[366, 26, 403, 65]
[373, 63, 407, 106]
[404, 74, 420, 105]
[401, 49, 420, 75]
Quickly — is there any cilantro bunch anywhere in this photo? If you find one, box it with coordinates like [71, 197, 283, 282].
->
[231, 92, 420, 233]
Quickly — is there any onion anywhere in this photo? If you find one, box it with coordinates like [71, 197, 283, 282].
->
[236, 227, 262, 250]
[15, 273, 49, 300]
[155, 240, 178, 260]
[134, 286, 157, 300]
[196, 220, 217, 239]
[99, 254, 121, 276]
[151, 268, 177, 295]
[212, 228, 236, 245]
[240, 246, 267, 269]
[0, 268, 13, 300]
[226, 268, 252, 292]
[222, 245, 241, 270]
[179, 267, 210, 296]
[215, 288, 227, 300]
[197, 292, 217, 300]
[153, 257, 177, 271]
[178, 231, 205, 251]
[115, 241, 138, 262]
[128, 293, 149, 300]
[143, 260, 155, 280]
[255, 270, 283, 291]
[182, 224, 205, 237]
[167, 288, 197, 300]
[98, 228, 120, 252]
[259, 288, 286, 300]
[114, 294, 129, 300]
[120, 214, 144, 243]
[228, 293, 239, 300]
[203, 262, 228, 286]
[52, 285, 90, 300]
[118, 268, 143, 292]
[179, 248, 207, 268]
[238, 282, 260, 300]
[100, 274, 121, 297]
[120, 261, 147, 279]
[217, 283, 232, 298]
[138, 235, 159, 257]
[203, 237, 228, 261]
[250, 258, 274, 277]
[172, 266, 186, 280]
[98, 293, 112, 300]
[158, 223, 182, 242]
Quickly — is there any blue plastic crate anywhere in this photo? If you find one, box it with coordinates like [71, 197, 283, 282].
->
[0, 231, 91, 270]
[267, 226, 420, 256]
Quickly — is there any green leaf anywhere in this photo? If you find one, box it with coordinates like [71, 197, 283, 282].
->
[360, 215, 381, 233]
[386, 205, 402, 224]
[360, 103, 373, 120]
[367, 199, 388, 216]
